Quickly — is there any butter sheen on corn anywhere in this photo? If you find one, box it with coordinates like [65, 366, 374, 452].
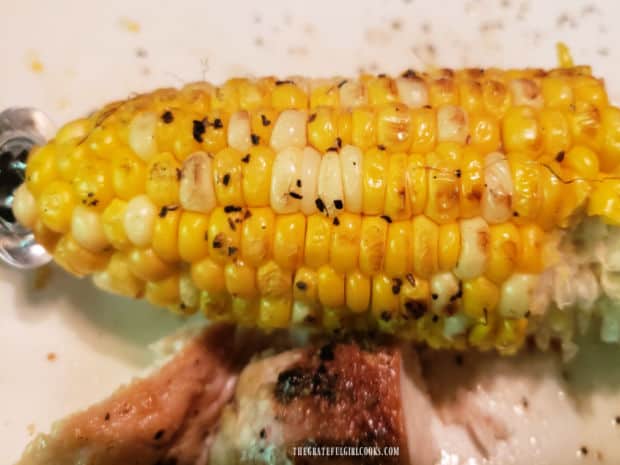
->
[14, 65, 620, 354]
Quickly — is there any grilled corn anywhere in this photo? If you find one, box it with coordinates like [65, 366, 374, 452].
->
[14, 63, 620, 354]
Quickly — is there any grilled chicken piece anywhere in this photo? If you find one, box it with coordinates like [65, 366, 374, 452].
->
[15, 325, 262, 465]
[14, 327, 508, 465]
[18, 325, 620, 465]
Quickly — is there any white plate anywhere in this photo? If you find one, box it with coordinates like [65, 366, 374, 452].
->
[2, 0, 620, 463]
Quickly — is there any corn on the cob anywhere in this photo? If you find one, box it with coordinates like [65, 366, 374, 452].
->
[13, 64, 620, 354]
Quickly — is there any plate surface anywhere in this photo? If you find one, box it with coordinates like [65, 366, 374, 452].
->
[2, 0, 620, 463]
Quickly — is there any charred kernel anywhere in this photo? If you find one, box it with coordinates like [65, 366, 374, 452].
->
[406, 273, 416, 286]
[332, 217, 340, 226]
[212, 239, 223, 248]
[104, 412, 110, 421]
[337, 79, 348, 88]
[275, 80, 294, 86]
[228, 217, 236, 231]
[261, 114, 271, 126]
[455, 169, 462, 178]
[308, 113, 317, 123]
[192, 120, 206, 142]
[402, 69, 416, 78]
[241, 154, 251, 163]
[222, 173, 231, 186]
[295, 281, 307, 290]
[224, 205, 242, 213]
[259, 428, 266, 439]
[336, 137, 342, 148]
[289, 191, 303, 199]
[377, 144, 386, 150]
[380, 215, 392, 223]
[228, 246, 238, 256]
[380, 311, 392, 321]
[176, 168, 182, 180]
[315, 197, 326, 213]
[555, 151, 565, 162]
[161, 110, 174, 123]
[244, 210, 252, 219]
[423, 104, 432, 109]
[213, 118, 223, 129]
[296, 179, 302, 188]
[431, 293, 438, 300]
[333, 199, 343, 210]
[319, 343, 335, 361]
[251, 134, 260, 145]
[513, 211, 519, 217]
[153, 429, 165, 441]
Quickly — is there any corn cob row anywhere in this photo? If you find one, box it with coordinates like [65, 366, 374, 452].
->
[13, 64, 620, 354]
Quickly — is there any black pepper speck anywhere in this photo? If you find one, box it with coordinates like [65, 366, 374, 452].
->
[192, 120, 206, 142]
[161, 111, 174, 124]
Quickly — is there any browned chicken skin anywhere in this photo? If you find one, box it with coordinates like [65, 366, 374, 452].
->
[210, 340, 411, 464]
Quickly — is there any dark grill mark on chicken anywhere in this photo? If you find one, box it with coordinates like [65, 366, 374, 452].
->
[272, 341, 406, 464]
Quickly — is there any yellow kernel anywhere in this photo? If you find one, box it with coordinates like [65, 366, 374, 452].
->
[38, 180, 76, 233]
[112, 148, 147, 200]
[191, 257, 226, 293]
[317, 265, 345, 308]
[271, 82, 308, 111]
[152, 207, 181, 263]
[145, 152, 181, 207]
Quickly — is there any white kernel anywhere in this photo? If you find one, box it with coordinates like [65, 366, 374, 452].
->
[395, 77, 429, 108]
[339, 80, 367, 108]
[454, 217, 489, 280]
[123, 194, 157, 247]
[482, 152, 514, 224]
[179, 272, 200, 309]
[270, 110, 307, 151]
[128, 112, 158, 161]
[71, 205, 109, 252]
[227, 111, 252, 152]
[299, 146, 321, 215]
[437, 105, 469, 143]
[270, 147, 303, 214]
[509, 79, 543, 108]
[180, 151, 216, 213]
[318, 151, 345, 217]
[12, 184, 38, 229]
[499, 273, 538, 318]
[430, 271, 459, 314]
[339, 145, 363, 213]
